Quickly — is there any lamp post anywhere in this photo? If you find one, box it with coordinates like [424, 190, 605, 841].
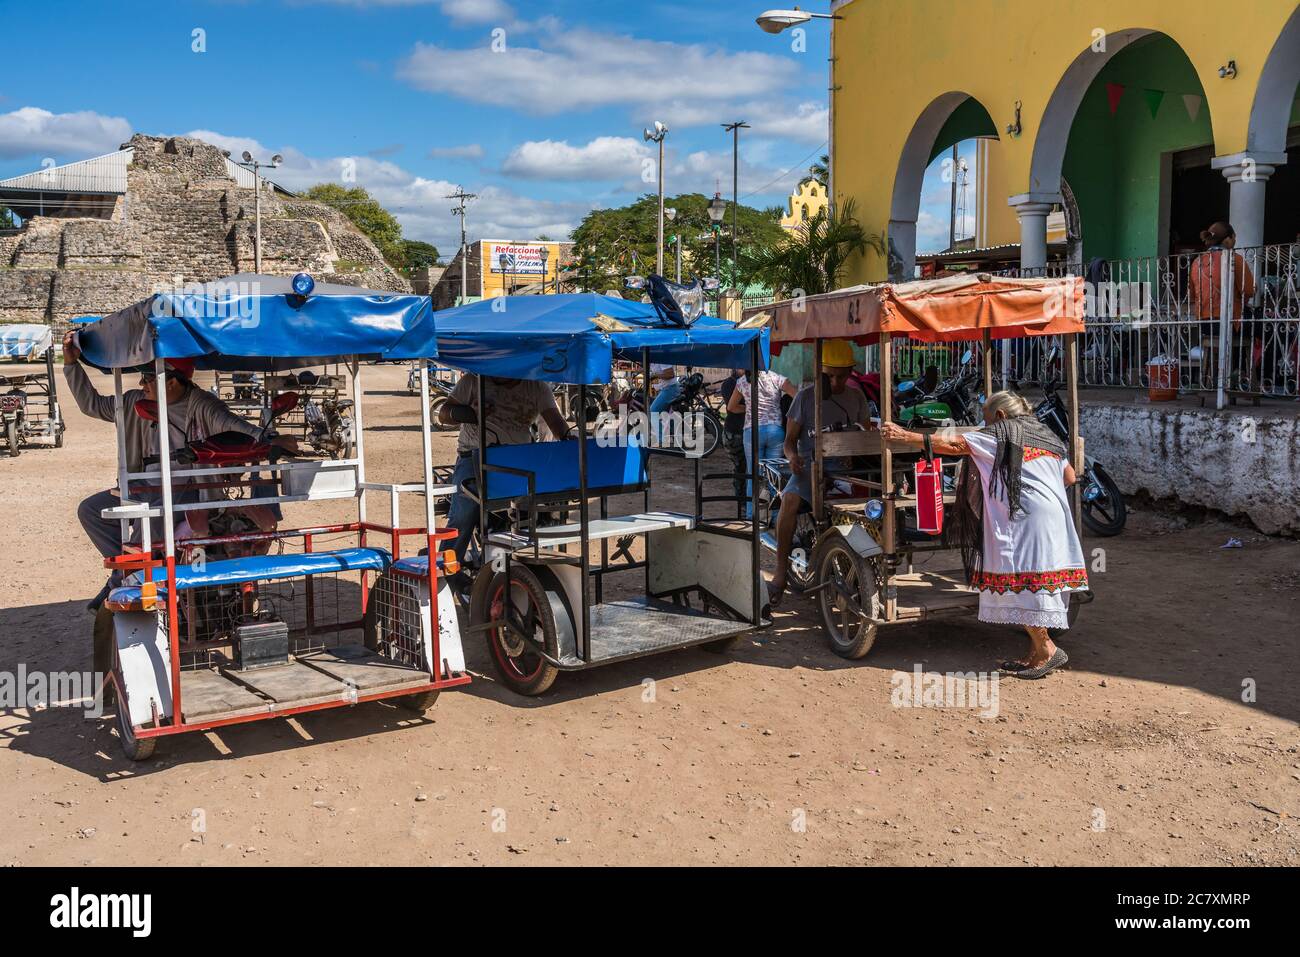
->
[722, 121, 749, 273]
[665, 207, 680, 282]
[755, 9, 840, 209]
[539, 246, 551, 294]
[707, 191, 726, 278]
[235, 151, 283, 273]
[643, 121, 669, 275]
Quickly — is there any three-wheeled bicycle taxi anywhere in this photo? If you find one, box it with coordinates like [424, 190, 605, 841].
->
[0, 323, 66, 455]
[744, 274, 1091, 658]
[76, 273, 467, 759]
[430, 283, 772, 695]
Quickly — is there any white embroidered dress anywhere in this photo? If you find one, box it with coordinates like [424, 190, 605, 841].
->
[962, 430, 1089, 629]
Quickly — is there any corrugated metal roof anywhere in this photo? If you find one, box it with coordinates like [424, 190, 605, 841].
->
[0, 148, 130, 194]
[0, 146, 290, 196]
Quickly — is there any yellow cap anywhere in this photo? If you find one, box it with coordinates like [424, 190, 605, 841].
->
[821, 339, 856, 369]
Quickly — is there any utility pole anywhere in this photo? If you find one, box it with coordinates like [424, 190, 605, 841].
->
[447, 187, 476, 304]
[643, 122, 669, 276]
[235, 151, 282, 273]
[722, 121, 749, 276]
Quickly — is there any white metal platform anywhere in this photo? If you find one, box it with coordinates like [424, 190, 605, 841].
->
[490, 511, 696, 549]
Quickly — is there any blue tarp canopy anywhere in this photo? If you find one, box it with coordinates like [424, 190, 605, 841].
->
[74, 274, 438, 372]
[431, 292, 769, 384]
[0, 323, 54, 359]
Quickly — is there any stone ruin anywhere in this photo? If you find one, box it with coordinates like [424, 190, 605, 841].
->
[0, 134, 410, 329]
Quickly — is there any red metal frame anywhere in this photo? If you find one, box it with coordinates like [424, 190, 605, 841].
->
[105, 520, 468, 741]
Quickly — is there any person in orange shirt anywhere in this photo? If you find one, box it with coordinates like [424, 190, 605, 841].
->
[1187, 221, 1256, 387]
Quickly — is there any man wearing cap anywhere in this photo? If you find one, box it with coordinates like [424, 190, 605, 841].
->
[769, 339, 871, 606]
[62, 331, 286, 610]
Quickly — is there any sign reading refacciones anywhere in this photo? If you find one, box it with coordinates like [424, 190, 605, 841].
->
[487, 243, 549, 275]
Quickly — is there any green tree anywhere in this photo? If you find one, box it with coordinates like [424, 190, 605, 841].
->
[0, 205, 15, 229]
[742, 199, 883, 297]
[302, 183, 405, 267]
[570, 193, 784, 293]
[398, 239, 439, 273]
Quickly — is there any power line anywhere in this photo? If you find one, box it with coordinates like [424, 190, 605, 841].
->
[739, 140, 829, 202]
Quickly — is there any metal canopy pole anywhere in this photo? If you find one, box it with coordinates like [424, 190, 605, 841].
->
[879, 332, 896, 622]
[642, 348, 652, 598]
[981, 330, 993, 400]
[1065, 332, 1083, 539]
[578, 384, 590, 663]
[812, 339, 824, 521]
[417, 360, 442, 675]
[750, 338, 760, 625]
[152, 355, 182, 725]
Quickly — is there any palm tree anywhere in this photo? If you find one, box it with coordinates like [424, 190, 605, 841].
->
[743, 199, 883, 298]
[807, 154, 829, 189]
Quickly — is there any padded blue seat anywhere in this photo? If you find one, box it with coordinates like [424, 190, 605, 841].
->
[391, 554, 453, 576]
[112, 547, 391, 600]
[480, 437, 647, 502]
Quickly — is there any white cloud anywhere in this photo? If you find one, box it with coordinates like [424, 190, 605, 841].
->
[397, 27, 800, 121]
[0, 107, 132, 161]
[747, 101, 828, 145]
[502, 137, 649, 181]
[427, 143, 485, 159]
[438, 0, 514, 24]
[187, 129, 589, 253]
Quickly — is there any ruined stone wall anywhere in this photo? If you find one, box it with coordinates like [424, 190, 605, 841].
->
[0, 133, 409, 329]
[1082, 402, 1300, 537]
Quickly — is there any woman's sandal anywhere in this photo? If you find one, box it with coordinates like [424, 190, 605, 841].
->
[998, 659, 1031, 672]
[1010, 648, 1069, 680]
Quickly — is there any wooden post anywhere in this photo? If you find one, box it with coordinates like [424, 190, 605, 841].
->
[879, 332, 895, 621]
[981, 329, 993, 401]
[812, 339, 824, 521]
[1065, 332, 1083, 538]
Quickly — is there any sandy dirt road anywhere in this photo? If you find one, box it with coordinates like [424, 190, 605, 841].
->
[1, 362, 1297, 866]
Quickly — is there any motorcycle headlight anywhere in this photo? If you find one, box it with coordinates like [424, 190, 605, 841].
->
[864, 499, 884, 521]
[670, 283, 705, 323]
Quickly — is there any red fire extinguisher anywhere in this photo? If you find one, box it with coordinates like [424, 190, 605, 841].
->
[914, 433, 944, 536]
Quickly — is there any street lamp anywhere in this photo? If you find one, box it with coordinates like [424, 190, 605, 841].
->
[235, 150, 283, 273]
[755, 8, 836, 33]
[707, 192, 727, 277]
[539, 246, 551, 295]
[643, 120, 669, 275]
[665, 207, 681, 282]
[755, 7, 840, 211]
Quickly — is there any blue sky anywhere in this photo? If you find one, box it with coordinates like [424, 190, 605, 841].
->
[0, 0, 957, 257]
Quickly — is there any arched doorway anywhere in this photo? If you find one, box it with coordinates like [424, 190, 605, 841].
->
[1029, 30, 1214, 264]
[888, 92, 998, 281]
[1242, 6, 1299, 247]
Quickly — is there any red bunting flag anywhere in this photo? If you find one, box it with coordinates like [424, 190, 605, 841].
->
[1106, 83, 1126, 115]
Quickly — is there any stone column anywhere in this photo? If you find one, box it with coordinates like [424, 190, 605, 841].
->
[1211, 151, 1288, 252]
[1007, 196, 1056, 274]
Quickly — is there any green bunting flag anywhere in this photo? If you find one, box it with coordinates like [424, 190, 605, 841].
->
[1143, 88, 1165, 119]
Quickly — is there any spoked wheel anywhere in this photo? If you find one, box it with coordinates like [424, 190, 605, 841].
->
[6, 420, 18, 457]
[811, 535, 881, 659]
[471, 564, 560, 697]
[694, 409, 722, 458]
[787, 513, 819, 593]
[1080, 464, 1126, 536]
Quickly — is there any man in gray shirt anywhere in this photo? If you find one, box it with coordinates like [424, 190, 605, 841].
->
[62, 330, 290, 609]
[769, 341, 871, 605]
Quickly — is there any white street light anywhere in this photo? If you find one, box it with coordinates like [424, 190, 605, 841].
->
[755, 8, 835, 33]
[234, 151, 283, 273]
[644, 121, 669, 275]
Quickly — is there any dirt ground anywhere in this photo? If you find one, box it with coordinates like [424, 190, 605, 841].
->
[1, 361, 1298, 867]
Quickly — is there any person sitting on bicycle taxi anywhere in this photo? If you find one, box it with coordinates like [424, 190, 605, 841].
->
[726, 368, 796, 518]
[769, 339, 871, 607]
[438, 373, 571, 573]
[62, 331, 296, 611]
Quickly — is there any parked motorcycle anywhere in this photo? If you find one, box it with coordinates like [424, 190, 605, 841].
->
[1025, 348, 1126, 536]
[895, 353, 980, 428]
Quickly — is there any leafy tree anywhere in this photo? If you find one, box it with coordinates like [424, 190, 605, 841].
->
[570, 193, 784, 294]
[398, 239, 439, 273]
[742, 199, 883, 297]
[302, 183, 405, 267]
[0, 205, 15, 229]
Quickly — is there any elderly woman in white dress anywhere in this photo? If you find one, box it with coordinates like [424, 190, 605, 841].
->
[880, 391, 1088, 678]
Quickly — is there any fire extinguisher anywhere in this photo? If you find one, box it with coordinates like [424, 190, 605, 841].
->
[914, 433, 944, 536]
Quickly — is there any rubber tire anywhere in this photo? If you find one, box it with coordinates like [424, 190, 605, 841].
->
[54, 427, 64, 448]
[6, 420, 18, 457]
[696, 410, 722, 458]
[429, 395, 453, 431]
[471, 564, 561, 697]
[114, 691, 157, 762]
[787, 513, 819, 593]
[811, 534, 880, 659]
[1080, 464, 1126, 537]
[1049, 592, 1086, 639]
[396, 690, 440, 713]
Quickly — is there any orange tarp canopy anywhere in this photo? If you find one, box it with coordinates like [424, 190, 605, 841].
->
[746, 275, 1085, 351]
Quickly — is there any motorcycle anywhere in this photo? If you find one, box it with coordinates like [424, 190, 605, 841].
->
[291, 370, 355, 459]
[612, 370, 723, 457]
[895, 354, 980, 428]
[1034, 364, 1127, 536]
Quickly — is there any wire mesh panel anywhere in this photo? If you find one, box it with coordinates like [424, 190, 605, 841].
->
[368, 571, 429, 672]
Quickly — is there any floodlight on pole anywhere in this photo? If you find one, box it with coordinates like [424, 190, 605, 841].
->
[755, 8, 836, 33]
[643, 121, 669, 276]
[234, 151, 283, 274]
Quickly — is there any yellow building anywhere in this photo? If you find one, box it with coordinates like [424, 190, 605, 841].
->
[780, 178, 829, 232]
[828, 0, 1300, 280]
